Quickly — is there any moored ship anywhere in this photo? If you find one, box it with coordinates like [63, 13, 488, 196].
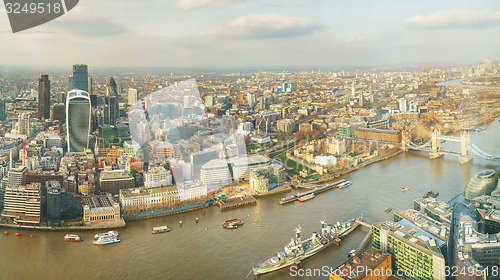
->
[297, 193, 315, 202]
[337, 181, 352, 189]
[64, 234, 82, 242]
[252, 216, 362, 276]
[152, 226, 170, 234]
[279, 195, 297, 205]
[423, 191, 439, 198]
[222, 219, 244, 229]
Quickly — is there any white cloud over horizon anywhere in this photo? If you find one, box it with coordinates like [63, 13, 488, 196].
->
[202, 14, 326, 39]
[175, 0, 245, 11]
[402, 9, 500, 28]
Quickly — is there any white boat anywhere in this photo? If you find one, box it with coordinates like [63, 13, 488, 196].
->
[94, 231, 118, 239]
[93, 235, 120, 245]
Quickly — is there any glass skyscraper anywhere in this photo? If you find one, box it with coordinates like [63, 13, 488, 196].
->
[68, 64, 89, 92]
[38, 74, 50, 120]
[66, 90, 91, 152]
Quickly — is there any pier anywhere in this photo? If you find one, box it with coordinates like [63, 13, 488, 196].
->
[280, 179, 348, 205]
[217, 196, 257, 211]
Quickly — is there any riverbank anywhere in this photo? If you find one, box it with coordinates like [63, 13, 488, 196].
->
[0, 219, 126, 232]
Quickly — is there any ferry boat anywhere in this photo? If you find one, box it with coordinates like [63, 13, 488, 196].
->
[252, 217, 362, 276]
[337, 181, 352, 189]
[279, 195, 297, 205]
[401, 187, 410, 192]
[152, 226, 170, 234]
[297, 193, 315, 202]
[93, 235, 120, 245]
[94, 231, 118, 240]
[222, 219, 244, 229]
[64, 234, 82, 242]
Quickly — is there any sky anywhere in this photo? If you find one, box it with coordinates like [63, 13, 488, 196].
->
[0, 0, 500, 68]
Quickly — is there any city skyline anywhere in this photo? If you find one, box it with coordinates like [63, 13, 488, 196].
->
[1, 0, 500, 68]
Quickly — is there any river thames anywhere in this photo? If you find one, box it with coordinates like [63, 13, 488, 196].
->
[0, 120, 498, 280]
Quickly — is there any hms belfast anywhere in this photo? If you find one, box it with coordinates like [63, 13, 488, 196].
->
[252, 216, 362, 277]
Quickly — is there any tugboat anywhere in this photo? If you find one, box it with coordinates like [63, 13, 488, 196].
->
[252, 217, 362, 276]
[297, 193, 315, 202]
[222, 219, 244, 229]
[401, 187, 410, 192]
[152, 226, 170, 234]
[64, 234, 82, 242]
[384, 207, 393, 213]
[93, 235, 120, 245]
[94, 231, 118, 240]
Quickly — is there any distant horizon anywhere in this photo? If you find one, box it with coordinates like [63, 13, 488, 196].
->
[0, 61, 486, 73]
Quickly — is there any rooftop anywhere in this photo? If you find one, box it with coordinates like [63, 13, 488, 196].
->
[333, 246, 392, 280]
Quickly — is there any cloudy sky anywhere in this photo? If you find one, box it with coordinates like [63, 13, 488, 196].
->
[1, 0, 500, 68]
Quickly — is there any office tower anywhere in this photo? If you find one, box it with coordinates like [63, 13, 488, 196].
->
[37, 74, 50, 120]
[398, 98, 408, 112]
[88, 76, 93, 95]
[68, 64, 89, 92]
[184, 95, 190, 108]
[351, 84, 355, 97]
[1, 183, 41, 225]
[128, 88, 138, 106]
[66, 90, 91, 153]
[359, 92, 363, 107]
[247, 92, 255, 108]
[205, 95, 215, 108]
[0, 98, 6, 121]
[8, 166, 27, 187]
[17, 113, 30, 136]
[103, 77, 119, 125]
[51, 103, 66, 125]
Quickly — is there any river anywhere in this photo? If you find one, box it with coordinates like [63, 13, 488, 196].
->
[436, 79, 500, 89]
[0, 121, 499, 280]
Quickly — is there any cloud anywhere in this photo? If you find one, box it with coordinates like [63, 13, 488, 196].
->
[47, 7, 128, 36]
[402, 9, 500, 29]
[175, 0, 244, 11]
[202, 14, 325, 39]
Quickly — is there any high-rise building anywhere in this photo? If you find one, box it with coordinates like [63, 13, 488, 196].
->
[66, 90, 91, 153]
[0, 98, 6, 121]
[68, 64, 89, 92]
[398, 98, 408, 112]
[128, 88, 138, 106]
[205, 95, 215, 108]
[8, 166, 27, 187]
[37, 74, 51, 120]
[247, 92, 255, 108]
[103, 77, 119, 125]
[184, 95, 190, 108]
[1, 183, 41, 225]
[51, 103, 66, 125]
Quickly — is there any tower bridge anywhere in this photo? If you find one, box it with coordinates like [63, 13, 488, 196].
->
[403, 128, 500, 164]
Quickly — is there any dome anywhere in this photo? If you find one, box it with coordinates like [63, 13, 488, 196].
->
[464, 170, 498, 201]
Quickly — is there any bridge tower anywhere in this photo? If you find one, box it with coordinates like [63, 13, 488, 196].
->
[459, 130, 472, 164]
[401, 130, 408, 151]
[429, 128, 443, 159]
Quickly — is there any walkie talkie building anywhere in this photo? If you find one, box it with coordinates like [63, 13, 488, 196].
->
[66, 90, 91, 153]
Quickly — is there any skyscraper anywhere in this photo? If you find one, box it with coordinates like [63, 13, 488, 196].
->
[0, 98, 6, 121]
[66, 90, 91, 153]
[38, 74, 50, 120]
[103, 77, 119, 125]
[68, 64, 89, 92]
[128, 89, 138, 106]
